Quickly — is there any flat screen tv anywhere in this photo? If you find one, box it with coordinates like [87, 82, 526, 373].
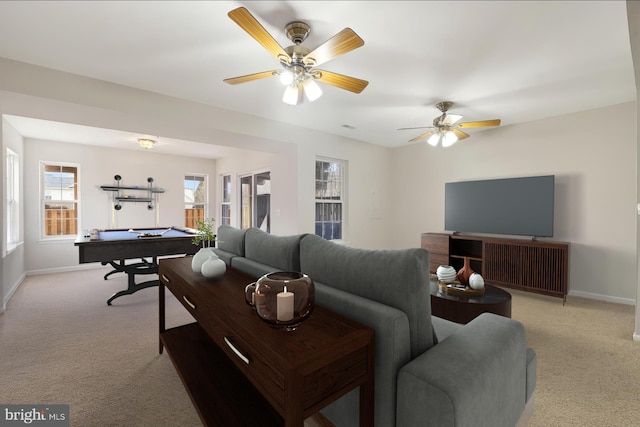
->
[444, 175, 555, 237]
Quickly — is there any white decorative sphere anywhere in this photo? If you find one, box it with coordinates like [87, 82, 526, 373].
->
[436, 265, 457, 284]
[469, 273, 485, 290]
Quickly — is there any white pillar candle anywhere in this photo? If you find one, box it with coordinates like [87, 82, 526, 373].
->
[277, 286, 294, 322]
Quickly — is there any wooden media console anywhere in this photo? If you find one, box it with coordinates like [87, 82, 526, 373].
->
[421, 233, 569, 302]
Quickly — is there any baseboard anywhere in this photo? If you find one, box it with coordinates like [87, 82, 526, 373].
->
[633, 332, 640, 342]
[568, 290, 635, 306]
[2, 271, 27, 312]
[26, 263, 104, 276]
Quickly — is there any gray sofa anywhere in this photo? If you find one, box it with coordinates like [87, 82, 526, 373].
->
[213, 225, 536, 427]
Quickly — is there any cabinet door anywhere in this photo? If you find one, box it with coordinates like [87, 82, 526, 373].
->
[483, 241, 521, 285]
[483, 240, 568, 298]
[421, 233, 450, 273]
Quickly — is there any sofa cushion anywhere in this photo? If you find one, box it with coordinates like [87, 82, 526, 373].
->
[299, 234, 434, 358]
[212, 248, 236, 266]
[431, 315, 463, 343]
[216, 224, 247, 257]
[243, 228, 303, 272]
[230, 257, 281, 279]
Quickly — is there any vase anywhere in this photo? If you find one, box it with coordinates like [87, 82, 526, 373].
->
[456, 257, 474, 286]
[254, 271, 315, 331]
[469, 273, 485, 290]
[191, 247, 216, 273]
[436, 265, 457, 284]
[201, 254, 226, 279]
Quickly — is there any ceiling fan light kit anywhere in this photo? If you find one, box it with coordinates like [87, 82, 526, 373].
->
[224, 7, 368, 106]
[302, 78, 322, 101]
[399, 101, 501, 147]
[282, 84, 301, 105]
[428, 130, 458, 148]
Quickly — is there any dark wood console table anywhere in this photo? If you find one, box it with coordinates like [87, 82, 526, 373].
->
[158, 257, 375, 427]
[422, 232, 570, 302]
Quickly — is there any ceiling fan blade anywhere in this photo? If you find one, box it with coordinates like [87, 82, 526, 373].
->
[223, 70, 278, 85]
[458, 119, 501, 128]
[314, 70, 368, 93]
[397, 126, 432, 131]
[409, 130, 436, 143]
[442, 114, 463, 125]
[304, 28, 364, 66]
[452, 128, 470, 140]
[228, 7, 291, 63]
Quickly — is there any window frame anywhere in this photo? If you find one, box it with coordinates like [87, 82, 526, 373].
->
[221, 174, 231, 226]
[184, 173, 208, 228]
[239, 170, 271, 232]
[315, 157, 347, 241]
[39, 161, 80, 241]
[6, 148, 20, 252]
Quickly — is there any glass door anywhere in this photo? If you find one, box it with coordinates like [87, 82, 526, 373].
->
[240, 171, 271, 232]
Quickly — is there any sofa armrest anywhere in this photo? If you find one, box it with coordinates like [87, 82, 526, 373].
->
[397, 313, 528, 427]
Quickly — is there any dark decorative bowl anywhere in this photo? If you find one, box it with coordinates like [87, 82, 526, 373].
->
[251, 271, 314, 331]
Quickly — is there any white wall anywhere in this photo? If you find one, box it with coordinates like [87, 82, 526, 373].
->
[1, 118, 25, 310]
[626, 0, 640, 340]
[214, 129, 393, 247]
[22, 139, 216, 273]
[214, 147, 299, 235]
[296, 133, 392, 249]
[390, 102, 637, 303]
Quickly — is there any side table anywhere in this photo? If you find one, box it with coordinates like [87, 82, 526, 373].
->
[430, 279, 512, 324]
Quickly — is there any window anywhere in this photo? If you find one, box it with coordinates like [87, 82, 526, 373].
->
[240, 171, 270, 232]
[41, 162, 79, 237]
[221, 174, 231, 226]
[185, 174, 207, 228]
[6, 149, 19, 248]
[315, 158, 346, 240]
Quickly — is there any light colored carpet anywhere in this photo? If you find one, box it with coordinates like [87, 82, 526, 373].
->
[0, 266, 201, 426]
[509, 289, 640, 427]
[1, 266, 639, 426]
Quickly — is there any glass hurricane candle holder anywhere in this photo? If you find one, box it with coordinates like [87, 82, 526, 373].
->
[244, 282, 257, 309]
[253, 272, 314, 331]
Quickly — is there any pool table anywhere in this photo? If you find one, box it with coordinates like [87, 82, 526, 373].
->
[75, 226, 199, 305]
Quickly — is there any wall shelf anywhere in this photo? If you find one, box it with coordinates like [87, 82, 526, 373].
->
[101, 175, 162, 212]
[101, 185, 164, 193]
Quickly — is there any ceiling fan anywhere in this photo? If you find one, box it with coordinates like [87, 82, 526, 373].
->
[223, 7, 368, 105]
[398, 101, 501, 147]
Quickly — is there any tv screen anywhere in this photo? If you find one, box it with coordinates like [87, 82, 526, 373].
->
[445, 175, 555, 237]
